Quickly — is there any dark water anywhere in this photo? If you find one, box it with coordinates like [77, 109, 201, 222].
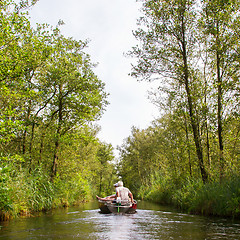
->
[0, 201, 240, 239]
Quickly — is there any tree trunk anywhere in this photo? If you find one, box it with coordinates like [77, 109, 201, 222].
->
[39, 130, 45, 164]
[184, 75, 208, 183]
[52, 136, 59, 177]
[181, 14, 208, 183]
[216, 46, 224, 182]
[28, 121, 35, 173]
[22, 101, 31, 155]
[51, 84, 63, 178]
[183, 108, 192, 177]
[99, 173, 102, 194]
[203, 54, 211, 167]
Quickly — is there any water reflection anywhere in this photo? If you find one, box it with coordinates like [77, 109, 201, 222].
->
[0, 201, 240, 240]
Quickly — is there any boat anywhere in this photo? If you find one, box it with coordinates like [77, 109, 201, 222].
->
[98, 199, 137, 214]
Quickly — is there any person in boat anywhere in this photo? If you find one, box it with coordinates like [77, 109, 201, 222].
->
[115, 180, 134, 204]
[96, 181, 134, 204]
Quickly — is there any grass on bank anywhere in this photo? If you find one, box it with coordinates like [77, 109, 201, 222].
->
[0, 165, 93, 221]
[1, 159, 240, 221]
[140, 176, 240, 218]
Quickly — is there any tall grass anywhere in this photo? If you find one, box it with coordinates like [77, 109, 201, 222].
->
[171, 177, 240, 217]
[0, 161, 93, 221]
[141, 175, 240, 218]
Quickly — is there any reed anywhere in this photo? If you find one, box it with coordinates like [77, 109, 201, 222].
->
[141, 175, 240, 218]
[0, 165, 93, 220]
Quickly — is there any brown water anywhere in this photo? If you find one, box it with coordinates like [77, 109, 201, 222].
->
[0, 201, 240, 239]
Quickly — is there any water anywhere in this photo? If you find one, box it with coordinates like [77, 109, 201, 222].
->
[0, 201, 240, 240]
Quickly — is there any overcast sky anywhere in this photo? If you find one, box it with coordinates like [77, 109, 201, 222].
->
[29, 0, 159, 155]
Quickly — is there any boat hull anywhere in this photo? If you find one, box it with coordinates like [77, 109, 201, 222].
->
[98, 200, 137, 214]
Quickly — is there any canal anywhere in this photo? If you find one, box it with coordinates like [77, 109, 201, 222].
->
[0, 201, 240, 239]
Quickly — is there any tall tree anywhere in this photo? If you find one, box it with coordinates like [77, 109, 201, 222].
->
[129, 0, 208, 182]
[200, 0, 240, 181]
[42, 34, 108, 177]
[0, 0, 49, 149]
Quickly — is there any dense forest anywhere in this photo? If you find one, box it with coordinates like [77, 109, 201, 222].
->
[1, 0, 240, 221]
[118, 0, 240, 218]
[0, 0, 116, 220]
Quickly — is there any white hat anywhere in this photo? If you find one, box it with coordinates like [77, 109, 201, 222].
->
[117, 181, 123, 187]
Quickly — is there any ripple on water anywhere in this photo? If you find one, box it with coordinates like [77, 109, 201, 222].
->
[1, 204, 240, 240]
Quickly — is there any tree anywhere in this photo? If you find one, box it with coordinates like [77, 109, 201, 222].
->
[0, 0, 114, 215]
[41, 33, 108, 177]
[129, 0, 208, 182]
[0, 0, 31, 144]
[199, 0, 240, 181]
[96, 142, 115, 195]
[0, 0, 50, 150]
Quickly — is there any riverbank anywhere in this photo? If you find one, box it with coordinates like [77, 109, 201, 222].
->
[0, 167, 94, 222]
[1, 166, 240, 221]
[141, 176, 240, 219]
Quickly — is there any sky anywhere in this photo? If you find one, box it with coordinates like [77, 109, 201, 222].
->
[29, 0, 160, 155]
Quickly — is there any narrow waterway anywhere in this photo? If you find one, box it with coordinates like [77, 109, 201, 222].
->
[0, 201, 240, 239]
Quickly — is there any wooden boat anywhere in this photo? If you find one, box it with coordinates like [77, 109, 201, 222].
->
[98, 199, 137, 214]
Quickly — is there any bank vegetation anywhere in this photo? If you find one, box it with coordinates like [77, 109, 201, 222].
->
[118, 0, 240, 218]
[0, 0, 116, 221]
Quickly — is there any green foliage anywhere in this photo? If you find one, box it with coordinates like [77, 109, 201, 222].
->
[136, 172, 240, 218]
[53, 173, 91, 207]
[0, 143, 115, 219]
[0, 166, 12, 213]
[118, 111, 240, 217]
[171, 177, 240, 217]
[0, 156, 53, 216]
[95, 142, 116, 196]
[117, 0, 240, 218]
[0, 0, 115, 221]
[140, 174, 174, 204]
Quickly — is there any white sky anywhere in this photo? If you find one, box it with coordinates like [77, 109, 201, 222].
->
[29, 0, 160, 155]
